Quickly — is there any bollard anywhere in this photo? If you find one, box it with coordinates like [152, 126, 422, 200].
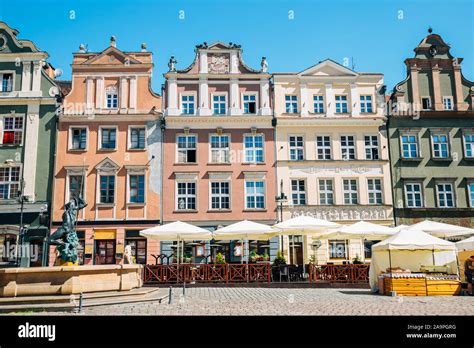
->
[183, 281, 186, 296]
[79, 292, 83, 313]
[168, 286, 173, 304]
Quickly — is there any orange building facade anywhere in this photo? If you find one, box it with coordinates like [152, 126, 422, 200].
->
[50, 37, 162, 266]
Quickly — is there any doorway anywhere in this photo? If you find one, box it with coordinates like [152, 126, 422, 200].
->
[289, 235, 303, 265]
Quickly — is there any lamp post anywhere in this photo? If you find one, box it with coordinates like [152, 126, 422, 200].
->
[275, 179, 287, 253]
[16, 179, 28, 267]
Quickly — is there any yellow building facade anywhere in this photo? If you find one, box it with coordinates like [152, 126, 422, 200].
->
[274, 60, 394, 265]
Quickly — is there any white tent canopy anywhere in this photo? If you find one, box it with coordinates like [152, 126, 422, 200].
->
[273, 215, 340, 235]
[405, 220, 474, 238]
[456, 236, 474, 251]
[372, 228, 456, 251]
[213, 220, 278, 240]
[369, 229, 457, 291]
[320, 221, 396, 240]
[140, 221, 213, 241]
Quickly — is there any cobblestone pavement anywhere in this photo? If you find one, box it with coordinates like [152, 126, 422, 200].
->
[64, 287, 474, 316]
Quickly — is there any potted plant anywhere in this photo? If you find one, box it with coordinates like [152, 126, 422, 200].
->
[184, 253, 192, 263]
[352, 254, 363, 264]
[262, 253, 270, 262]
[215, 252, 226, 264]
[272, 251, 287, 266]
[249, 251, 258, 263]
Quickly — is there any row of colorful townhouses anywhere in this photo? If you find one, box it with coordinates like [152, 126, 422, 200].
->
[0, 21, 473, 268]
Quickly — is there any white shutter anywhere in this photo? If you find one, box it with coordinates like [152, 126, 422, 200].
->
[0, 116, 3, 145]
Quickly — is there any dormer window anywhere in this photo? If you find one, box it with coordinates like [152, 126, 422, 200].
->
[105, 86, 118, 109]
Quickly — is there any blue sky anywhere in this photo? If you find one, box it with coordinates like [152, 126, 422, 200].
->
[1, 0, 472, 92]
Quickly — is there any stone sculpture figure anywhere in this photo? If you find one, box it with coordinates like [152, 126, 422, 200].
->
[48, 196, 87, 265]
[168, 56, 177, 72]
[261, 57, 268, 73]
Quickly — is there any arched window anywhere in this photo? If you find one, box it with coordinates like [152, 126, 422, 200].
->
[105, 85, 118, 109]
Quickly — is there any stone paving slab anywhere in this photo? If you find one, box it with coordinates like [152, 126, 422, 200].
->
[21, 288, 474, 316]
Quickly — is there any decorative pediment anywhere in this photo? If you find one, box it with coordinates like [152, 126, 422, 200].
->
[298, 59, 358, 77]
[0, 21, 44, 55]
[95, 157, 120, 173]
[81, 46, 141, 65]
[413, 32, 453, 59]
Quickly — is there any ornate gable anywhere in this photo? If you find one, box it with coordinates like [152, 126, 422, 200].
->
[0, 21, 45, 55]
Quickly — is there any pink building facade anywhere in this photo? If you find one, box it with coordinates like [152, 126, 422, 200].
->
[162, 42, 277, 262]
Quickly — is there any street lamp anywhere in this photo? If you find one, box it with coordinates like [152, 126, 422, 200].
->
[16, 179, 28, 267]
[275, 179, 287, 253]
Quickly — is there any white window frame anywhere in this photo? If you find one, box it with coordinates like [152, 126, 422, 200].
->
[335, 95, 348, 113]
[209, 133, 230, 164]
[176, 133, 197, 163]
[242, 93, 258, 115]
[341, 135, 356, 160]
[68, 126, 88, 151]
[316, 135, 332, 160]
[291, 179, 306, 206]
[243, 133, 265, 163]
[360, 95, 373, 113]
[98, 126, 118, 151]
[313, 94, 324, 113]
[289, 135, 305, 161]
[318, 178, 334, 205]
[209, 180, 231, 210]
[404, 182, 424, 208]
[127, 172, 146, 205]
[343, 179, 358, 205]
[463, 132, 474, 159]
[244, 179, 266, 210]
[364, 135, 379, 160]
[97, 174, 116, 205]
[435, 181, 456, 208]
[367, 178, 383, 205]
[66, 172, 85, 203]
[176, 180, 197, 211]
[0, 114, 24, 146]
[212, 93, 227, 115]
[180, 93, 196, 115]
[431, 133, 450, 159]
[328, 239, 348, 259]
[467, 181, 474, 208]
[285, 95, 298, 113]
[0, 71, 15, 93]
[400, 133, 419, 159]
[128, 125, 146, 150]
[105, 86, 119, 109]
[421, 96, 431, 110]
[443, 96, 453, 111]
[0, 165, 21, 200]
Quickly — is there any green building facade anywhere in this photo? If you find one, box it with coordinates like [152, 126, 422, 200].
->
[0, 22, 59, 267]
[388, 30, 474, 228]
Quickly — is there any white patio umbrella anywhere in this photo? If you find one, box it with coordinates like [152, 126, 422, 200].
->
[213, 220, 278, 265]
[273, 216, 340, 273]
[405, 220, 474, 238]
[140, 221, 213, 271]
[391, 224, 409, 232]
[320, 221, 396, 240]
